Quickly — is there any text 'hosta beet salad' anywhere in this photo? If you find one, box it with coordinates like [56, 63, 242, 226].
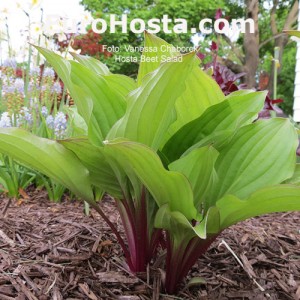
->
[0, 32, 299, 294]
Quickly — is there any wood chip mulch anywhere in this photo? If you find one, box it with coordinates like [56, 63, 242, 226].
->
[0, 190, 299, 300]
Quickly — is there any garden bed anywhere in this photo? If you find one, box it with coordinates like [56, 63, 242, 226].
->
[0, 190, 299, 300]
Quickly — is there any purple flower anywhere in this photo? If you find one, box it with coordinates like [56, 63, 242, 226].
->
[54, 112, 67, 138]
[46, 115, 54, 129]
[43, 67, 55, 78]
[29, 66, 40, 77]
[19, 107, 33, 125]
[0, 112, 12, 128]
[2, 58, 17, 69]
[51, 81, 62, 94]
[13, 78, 25, 95]
[41, 106, 48, 117]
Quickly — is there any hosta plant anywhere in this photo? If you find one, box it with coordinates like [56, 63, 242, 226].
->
[0, 32, 300, 294]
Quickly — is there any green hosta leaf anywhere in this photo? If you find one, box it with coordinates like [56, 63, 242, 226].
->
[137, 32, 224, 140]
[0, 128, 94, 201]
[72, 52, 137, 97]
[217, 185, 300, 229]
[36, 47, 126, 145]
[70, 61, 126, 142]
[107, 52, 198, 150]
[162, 91, 267, 162]
[167, 67, 225, 138]
[169, 146, 219, 210]
[71, 52, 111, 75]
[155, 204, 220, 249]
[211, 118, 297, 201]
[104, 74, 137, 98]
[104, 140, 198, 220]
[60, 138, 122, 198]
[64, 106, 88, 137]
[284, 164, 300, 185]
[137, 31, 179, 85]
[35, 46, 72, 86]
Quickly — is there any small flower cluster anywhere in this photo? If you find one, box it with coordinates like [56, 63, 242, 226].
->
[1, 59, 65, 115]
[43, 107, 68, 139]
[0, 112, 11, 128]
[0, 106, 69, 139]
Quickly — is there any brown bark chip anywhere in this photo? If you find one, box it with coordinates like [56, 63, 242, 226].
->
[0, 191, 299, 299]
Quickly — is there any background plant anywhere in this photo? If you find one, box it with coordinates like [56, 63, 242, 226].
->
[0, 56, 72, 200]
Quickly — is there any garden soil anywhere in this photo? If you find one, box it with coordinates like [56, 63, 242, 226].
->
[0, 189, 299, 300]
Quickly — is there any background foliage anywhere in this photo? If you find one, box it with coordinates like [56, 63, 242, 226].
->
[78, 0, 298, 115]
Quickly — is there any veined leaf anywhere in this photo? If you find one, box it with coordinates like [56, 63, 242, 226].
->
[36, 47, 127, 145]
[64, 106, 88, 137]
[107, 52, 198, 150]
[162, 91, 267, 162]
[104, 140, 198, 220]
[155, 204, 220, 249]
[137, 31, 179, 85]
[169, 146, 219, 210]
[71, 52, 111, 75]
[284, 164, 300, 185]
[211, 118, 298, 201]
[70, 61, 126, 142]
[137, 32, 224, 140]
[217, 185, 300, 229]
[0, 128, 94, 201]
[72, 52, 137, 97]
[167, 67, 225, 138]
[104, 74, 137, 98]
[60, 138, 122, 198]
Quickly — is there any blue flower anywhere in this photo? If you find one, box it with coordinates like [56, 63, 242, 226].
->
[41, 106, 48, 117]
[0, 112, 12, 128]
[54, 112, 67, 138]
[43, 67, 55, 78]
[29, 66, 40, 77]
[19, 107, 33, 125]
[2, 58, 17, 69]
[46, 115, 54, 129]
[14, 78, 25, 95]
[51, 81, 62, 94]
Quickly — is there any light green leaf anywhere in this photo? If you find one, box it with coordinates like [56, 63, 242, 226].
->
[64, 106, 88, 137]
[169, 146, 219, 210]
[60, 138, 123, 198]
[167, 67, 225, 138]
[217, 185, 300, 229]
[187, 277, 207, 288]
[211, 118, 298, 201]
[36, 47, 127, 145]
[71, 52, 137, 97]
[137, 31, 179, 85]
[70, 61, 126, 143]
[137, 33, 224, 140]
[0, 128, 94, 201]
[35, 46, 73, 84]
[155, 205, 219, 247]
[104, 140, 198, 220]
[108, 52, 198, 150]
[162, 91, 267, 162]
[284, 164, 300, 185]
[71, 52, 111, 75]
[104, 74, 137, 98]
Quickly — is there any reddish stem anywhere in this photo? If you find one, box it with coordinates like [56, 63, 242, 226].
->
[90, 202, 133, 270]
[164, 234, 219, 294]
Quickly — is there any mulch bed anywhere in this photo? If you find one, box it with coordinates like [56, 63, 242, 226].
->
[0, 189, 299, 300]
